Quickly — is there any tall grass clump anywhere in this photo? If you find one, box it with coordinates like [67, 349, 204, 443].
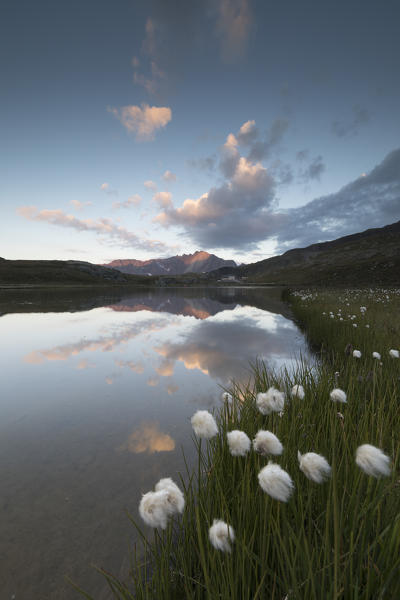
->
[75, 288, 400, 599]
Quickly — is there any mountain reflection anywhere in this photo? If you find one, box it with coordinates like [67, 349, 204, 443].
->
[117, 422, 175, 454]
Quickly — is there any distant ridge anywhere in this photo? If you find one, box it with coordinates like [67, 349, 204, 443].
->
[102, 250, 236, 276]
[202, 221, 400, 286]
[225, 220, 400, 285]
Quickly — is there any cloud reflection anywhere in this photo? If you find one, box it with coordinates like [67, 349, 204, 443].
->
[155, 312, 300, 385]
[118, 422, 175, 454]
[23, 318, 171, 365]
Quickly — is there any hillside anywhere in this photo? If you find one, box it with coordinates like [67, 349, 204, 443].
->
[0, 258, 152, 287]
[102, 250, 236, 276]
[206, 221, 400, 286]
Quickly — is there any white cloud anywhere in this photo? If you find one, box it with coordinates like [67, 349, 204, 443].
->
[110, 103, 172, 141]
[112, 195, 142, 210]
[144, 180, 157, 191]
[69, 200, 92, 210]
[17, 206, 170, 252]
[153, 191, 173, 209]
[162, 170, 177, 183]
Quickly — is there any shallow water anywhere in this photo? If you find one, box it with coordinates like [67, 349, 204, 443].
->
[0, 286, 309, 599]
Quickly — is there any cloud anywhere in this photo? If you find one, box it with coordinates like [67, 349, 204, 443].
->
[100, 182, 118, 196]
[70, 200, 92, 210]
[112, 194, 142, 210]
[216, 0, 253, 62]
[156, 115, 399, 252]
[115, 359, 144, 374]
[153, 191, 173, 209]
[332, 104, 370, 138]
[187, 156, 217, 172]
[275, 148, 400, 249]
[155, 120, 282, 249]
[144, 180, 157, 191]
[109, 103, 172, 141]
[117, 422, 175, 454]
[155, 313, 301, 386]
[247, 118, 289, 162]
[162, 170, 177, 183]
[298, 155, 325, 182]
[23, 318, 171, 364]
[17, 206, 170, 252]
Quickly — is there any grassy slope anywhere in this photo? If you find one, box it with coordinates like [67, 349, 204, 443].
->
[76, 288, 400, 599]
[236, 222, 400, 286]
[0, 258, 153, 286]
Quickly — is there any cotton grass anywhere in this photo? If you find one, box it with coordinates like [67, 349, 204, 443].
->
[208, 519, 235, 553]
[352, 349, 362, 358]
[253, 430, 283, 455]
[191, 410, 218, 439]
[256, 387, 285, 415]
[291, 384, 305, 400]
[389, 349, 399, 358]
[258, 462, 294, 502]
[355, 444, 391, 478]
[330, 388, 347, 403]
[227, 430, 251, 456]
[297, 451, 331, 483]
[139, 490, 170, 529]
[155, 477, 185, 515]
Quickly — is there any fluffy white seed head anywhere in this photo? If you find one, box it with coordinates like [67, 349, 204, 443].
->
[139, 490, 169, 529]
[208, 519, 235, 553]
[355, 444, 391, 478]
[389, 349, 399, 358]
[353, 350, 362, 358]
[291, 384, 305, 400]
[227, 430, 251, 456]
[253, 430, 283, 456]
[221, 391, 233, 403]
[372, 352, 381, 360]
[191, 410, 218, 439]
[258, 462, 294, 502]
[330, 388, 347, 403]
[256, 387, 285, 415]
[155, 478, 185, 515]
[297, 451, 331, 483]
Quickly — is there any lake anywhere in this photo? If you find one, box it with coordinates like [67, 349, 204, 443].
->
[0, 286, 310, 599]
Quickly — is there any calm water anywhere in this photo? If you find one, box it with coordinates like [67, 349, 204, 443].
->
[0, 286, 310, 599]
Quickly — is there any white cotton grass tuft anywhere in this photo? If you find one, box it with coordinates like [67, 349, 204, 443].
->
[389, 349, 399, 358]
[139, 490, 170, 529]
[191, 410, 218, 439]
[353, 350, 362, 358]
[258, 462, 294, 502]
[253, 430, 283, 456]
[221, 391, 233, 403]
[372, 351, 381, 360]
[330, 388, 347, 403]
[227, 430, 251, 456]
[155, 478, 185, 515]
[355, 444, 391, 478]
[256, 387, 285, 415]
[297, 451, 331, 483]
[208, 519, 235, 553]
[291, 384, 305, 400]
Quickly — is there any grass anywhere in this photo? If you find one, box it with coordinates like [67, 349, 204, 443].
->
[74, 287, 400, 599]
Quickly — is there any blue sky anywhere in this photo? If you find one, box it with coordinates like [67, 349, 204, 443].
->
[2, 0, 400, 264]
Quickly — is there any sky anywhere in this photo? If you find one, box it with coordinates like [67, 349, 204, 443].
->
[2, 0, 400, 265]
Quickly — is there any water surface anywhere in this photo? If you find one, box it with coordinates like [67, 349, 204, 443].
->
[0, 286, 309, 599]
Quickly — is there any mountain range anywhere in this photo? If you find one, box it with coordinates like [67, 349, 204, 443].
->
[101, 251, 236, 276]
[1, 221, 399, 287]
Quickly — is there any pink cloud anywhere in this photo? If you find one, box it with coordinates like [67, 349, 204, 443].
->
[110, 103, 172, 141]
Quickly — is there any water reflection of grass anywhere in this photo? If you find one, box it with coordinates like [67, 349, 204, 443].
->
[74, 288, 400, 599]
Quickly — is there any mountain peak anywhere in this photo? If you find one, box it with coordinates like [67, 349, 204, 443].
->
[102, 251, 236, 276]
